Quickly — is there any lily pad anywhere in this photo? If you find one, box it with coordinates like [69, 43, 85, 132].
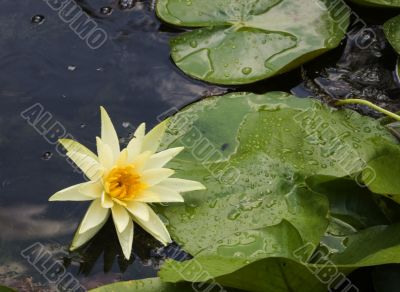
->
[160, 224, 400, 291]
[159, 221, 306, 280]
[308, 177, 392, 230]
[161, 257, 327, 292]
[362, 144, 400, 203]
[89, 277, 187, 292]
[158, 222, 329, 291]
[151, 92, 400, 291]
[314, 223, 400, 267]
[159, 192, 400, 291]
[384, 15, 400, 54]
[157, 91, 400, 257]
[89, 277, 245, 291]
[156, 0, 350, 85]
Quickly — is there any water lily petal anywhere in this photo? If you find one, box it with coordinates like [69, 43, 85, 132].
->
[79, 199, 109, 234]
[49, 181, 101, 201]
[126, 201, 150, 221]
[144, 147, 184, 170]
[116, 218, 134, 260]
[112, 204, 130, 233]
[96, 137, 114, 170]
[100, 106, 120, 159]
[133, 206, 171, 246]
[127, 123, 146, 162]
[146, 185, 184, 202]
[142, 121, 167, 154]
[101, 192, 114, 208]
[158, 178, 206, 193]
[59, 139, 98, 161]
[70, 210, 109, 251]
[112, 197, 127, 207]
[141, 168, 174, 186]
[134, 190, 161, 202]
[59, 139, 103, 180]
[131, 150, 152, 171]
[78, 181, 104, 198]
[70, 153, 102, 179]
[116, 148, 128, 166]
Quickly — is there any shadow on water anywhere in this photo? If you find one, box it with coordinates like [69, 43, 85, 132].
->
[0, 0, 399, 290]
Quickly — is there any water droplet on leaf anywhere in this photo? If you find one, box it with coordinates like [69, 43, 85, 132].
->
[242, 67, 252, 75]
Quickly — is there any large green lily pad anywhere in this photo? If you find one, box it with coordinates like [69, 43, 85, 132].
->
[160, 257, 327, 292]
[362, 143, 400, 203]
[90, 277, 246, 291]
[308, 177, 392, 230]
[90, 278, 177, 292]
[157, 91, 399, 257]
[159, 197, 400, 291]
[308, 222, 400, 276]
[156, 0, 349, 85]
[384, 15, 400, 55]
[160, 224, 400, 291]
[152, 92, 400, 291]
[93, 92, 400, 292]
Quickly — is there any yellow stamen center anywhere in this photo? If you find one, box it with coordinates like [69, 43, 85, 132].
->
[104, 165, 147, 201]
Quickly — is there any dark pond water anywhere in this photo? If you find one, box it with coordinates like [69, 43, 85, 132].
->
[0, 1, 399, 291]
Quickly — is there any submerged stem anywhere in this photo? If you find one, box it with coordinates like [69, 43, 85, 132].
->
[335, 98, 400, 122]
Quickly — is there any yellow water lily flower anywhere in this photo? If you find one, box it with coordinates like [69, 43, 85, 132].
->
[49, 107, 205, 259]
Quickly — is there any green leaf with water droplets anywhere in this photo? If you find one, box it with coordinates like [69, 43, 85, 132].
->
[384, 14, 400, 55]
[159, 221, 328, 291]
[160, 256, 327, 292]
[361, 143, 400, 203]
[156, 0, 350, 85]
[90, 278, 174, 292]
[312, 223, 400, 267]
[89, 277, 246, 291]
[308, 177, 392, 230]
[151, 91, 400, 291]
[157, 91, 399, 257]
